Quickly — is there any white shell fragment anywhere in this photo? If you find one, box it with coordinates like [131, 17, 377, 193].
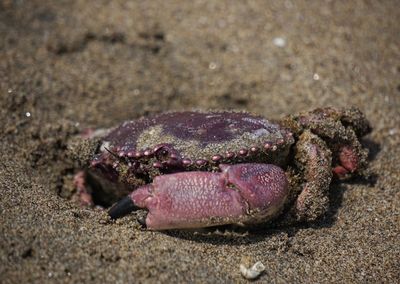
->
[240, 261, 265, 280]
[273, 37, 286, 47]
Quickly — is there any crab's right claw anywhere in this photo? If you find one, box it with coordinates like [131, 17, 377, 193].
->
[285, 107, 371, 179]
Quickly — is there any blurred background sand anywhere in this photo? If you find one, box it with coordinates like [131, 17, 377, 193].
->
[0, 1, 399, 283]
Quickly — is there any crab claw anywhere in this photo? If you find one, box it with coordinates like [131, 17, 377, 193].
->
[108, 163, 288, 230]
[108, 196, 141, 220]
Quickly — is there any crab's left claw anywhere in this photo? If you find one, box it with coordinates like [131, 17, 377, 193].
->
[108, 164, 289, 230]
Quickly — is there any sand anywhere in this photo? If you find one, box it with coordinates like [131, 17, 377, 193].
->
[1, 1, 399, 283]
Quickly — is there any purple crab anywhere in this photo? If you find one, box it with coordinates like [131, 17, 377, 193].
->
[71, 107, 371, 230]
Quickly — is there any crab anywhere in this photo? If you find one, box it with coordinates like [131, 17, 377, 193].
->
[70, 107, 371, 230]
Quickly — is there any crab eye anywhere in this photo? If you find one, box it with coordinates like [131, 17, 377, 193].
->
[153, 147, 170, 161]
[154, 148, 168, 157]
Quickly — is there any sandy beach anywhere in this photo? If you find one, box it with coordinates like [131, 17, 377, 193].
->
[1, 1, 399, 283]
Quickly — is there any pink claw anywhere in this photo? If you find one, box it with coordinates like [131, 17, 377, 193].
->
[333, 145, 360, 179]
[109, 163, 289, 230]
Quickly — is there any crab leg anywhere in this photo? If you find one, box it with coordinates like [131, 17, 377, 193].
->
[292, 130, 332, 221]
[283, 107, 371, 179]
[73, 171, 94, 207]
[109, 164, 289, 230]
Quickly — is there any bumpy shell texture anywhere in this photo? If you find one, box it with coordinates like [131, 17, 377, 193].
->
[95, 111, 294, 170]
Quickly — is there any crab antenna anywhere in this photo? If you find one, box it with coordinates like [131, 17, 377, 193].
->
[104, 147, 129, 164]
[108, 196, 140, 219]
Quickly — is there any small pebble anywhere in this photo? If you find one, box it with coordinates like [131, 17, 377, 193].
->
[209, 62, 217, 70]
[273, 37, 286, 47]
[240, 261, 265, 280]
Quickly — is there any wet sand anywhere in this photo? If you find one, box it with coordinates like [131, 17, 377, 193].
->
[1, 1, 399, 283]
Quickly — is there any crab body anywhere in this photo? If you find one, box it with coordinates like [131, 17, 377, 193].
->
[72, 108, 371, 230]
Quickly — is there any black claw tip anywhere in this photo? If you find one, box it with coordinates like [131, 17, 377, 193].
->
[137, 216, 147, 228]
[108, 196, 138, 219]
